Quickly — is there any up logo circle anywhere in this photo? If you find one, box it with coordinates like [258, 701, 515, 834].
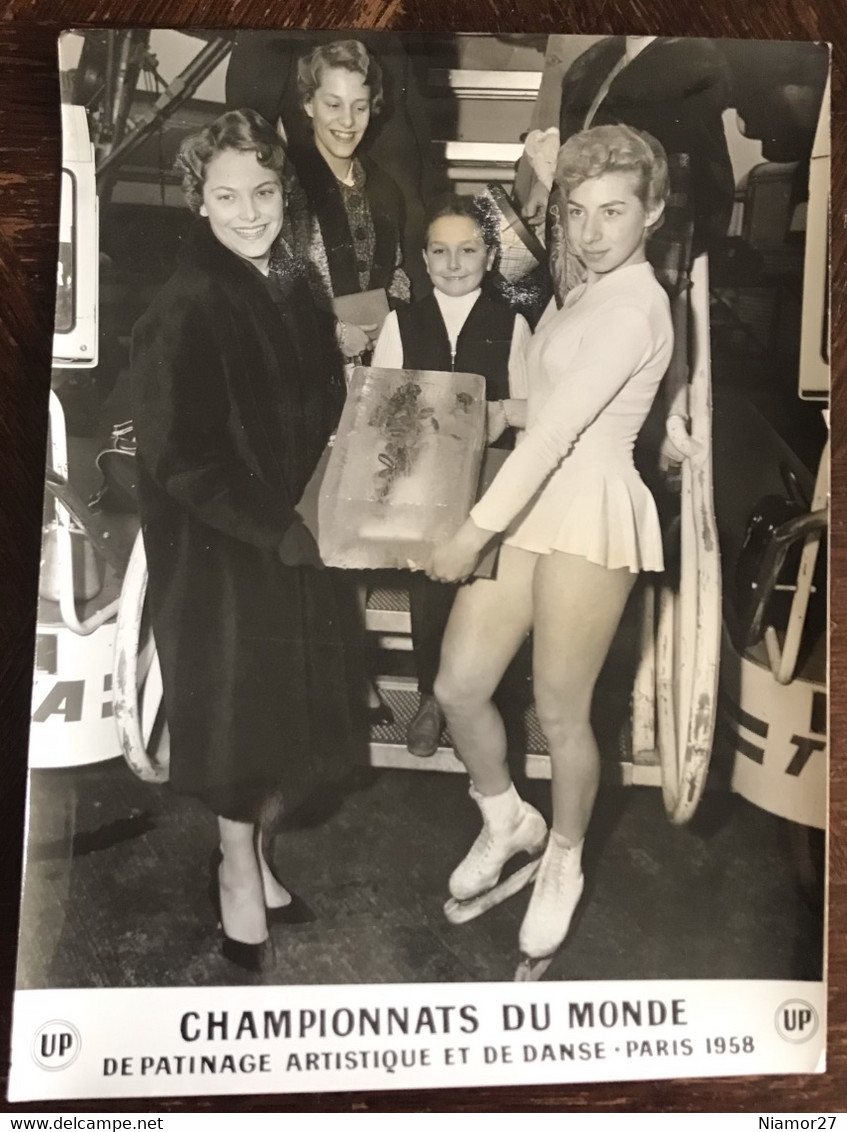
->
[31, 1020, 81, 1071]
[775, 1000, 820, 1044]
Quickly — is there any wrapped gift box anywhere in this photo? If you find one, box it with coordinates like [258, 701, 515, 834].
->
[318, 366, 486, 569]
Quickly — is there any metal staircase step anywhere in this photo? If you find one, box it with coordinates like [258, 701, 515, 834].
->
[367, 680, 660, 786]
[366, 584, 412, 635]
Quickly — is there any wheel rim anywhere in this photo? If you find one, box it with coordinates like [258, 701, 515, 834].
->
[112, 530, 170, 782]
[656, 256, 722, 824]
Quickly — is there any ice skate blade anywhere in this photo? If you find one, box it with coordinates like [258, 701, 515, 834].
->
[444, 858, 541, 925]
[514, 955, 553, 982]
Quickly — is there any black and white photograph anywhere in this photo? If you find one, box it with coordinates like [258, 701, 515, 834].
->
[7, 27, 831, 1101]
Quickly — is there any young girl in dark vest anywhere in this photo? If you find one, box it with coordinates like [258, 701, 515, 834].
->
[372, 194, 531, 757]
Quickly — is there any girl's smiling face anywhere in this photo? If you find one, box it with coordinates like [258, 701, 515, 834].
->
[200, 148, 284, 273]
[565, 171, 664, 280]
[423, 214, 495, 298]
[305, 67, 371, 170]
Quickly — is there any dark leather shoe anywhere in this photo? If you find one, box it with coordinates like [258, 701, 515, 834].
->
[221, 935, 276, 973]
[267, 892, 316, 925]
[208, 849, 276, 973]
[406, 694, 445, 758]
[259, 848, 317, 924]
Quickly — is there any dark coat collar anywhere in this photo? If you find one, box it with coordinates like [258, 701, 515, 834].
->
[179, 219, 268, 287]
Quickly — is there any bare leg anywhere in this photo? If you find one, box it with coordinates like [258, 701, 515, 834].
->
[436, 545, 545, 912]
[518, 551, 636, 962]
[434, 544, 537, 794]
[217, 816, 268, 944]
[255, 794, 292, 909]
[532, 551, 637, 839]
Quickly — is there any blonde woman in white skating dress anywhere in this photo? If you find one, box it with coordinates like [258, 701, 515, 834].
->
[427, 124, 673, 973]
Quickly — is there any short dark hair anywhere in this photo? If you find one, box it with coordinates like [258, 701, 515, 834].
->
[296, 39, 384, 114]
[556, 124, 670, 214]
[423, 192, 499, 251]
[176, 108, 292, 215]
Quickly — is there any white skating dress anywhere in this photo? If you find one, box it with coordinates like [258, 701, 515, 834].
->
[470, 260, 673, 573]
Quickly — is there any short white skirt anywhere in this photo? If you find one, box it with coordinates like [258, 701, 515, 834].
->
[502, 457, 665, 574]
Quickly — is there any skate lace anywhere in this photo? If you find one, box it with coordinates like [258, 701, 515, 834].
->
[536, 842, 577, 897]
[468, 808, 530, 871]
[469, 825, 499, 867]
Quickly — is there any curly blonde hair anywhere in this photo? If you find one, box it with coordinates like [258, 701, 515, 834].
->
[556, 124, 669, 216]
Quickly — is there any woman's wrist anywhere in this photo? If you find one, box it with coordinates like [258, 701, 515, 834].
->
[502, 397, 527, 430]
[486, 400, 508, 443]
[459, 516, 494, 553]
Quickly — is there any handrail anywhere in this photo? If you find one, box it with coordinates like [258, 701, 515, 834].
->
[46, 391, 120, 636]
[744, 508, 828, 649]
[762, 438, 829, 685]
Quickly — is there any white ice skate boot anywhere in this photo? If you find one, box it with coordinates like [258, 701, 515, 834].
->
[444, 783, 548, 925]
[515, 832, 585, 981]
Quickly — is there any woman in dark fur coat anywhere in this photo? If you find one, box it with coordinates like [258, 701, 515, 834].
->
[131, 109, 363, 972]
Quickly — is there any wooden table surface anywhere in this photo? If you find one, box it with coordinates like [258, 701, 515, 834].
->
[0, 0, 844, 1113]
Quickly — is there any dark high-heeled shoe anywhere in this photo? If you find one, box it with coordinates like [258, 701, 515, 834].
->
[259, 848, 316, 924]
[266, 891, 316, 925]
[211, 848, 315, 927]
[221, 934, 275, 973]
[208, 849, 276, 973]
